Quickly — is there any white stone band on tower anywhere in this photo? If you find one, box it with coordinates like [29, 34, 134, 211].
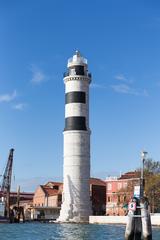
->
[57, 51, 92, 223]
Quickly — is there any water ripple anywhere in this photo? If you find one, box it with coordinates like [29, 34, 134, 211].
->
[0, 223, 160, 240]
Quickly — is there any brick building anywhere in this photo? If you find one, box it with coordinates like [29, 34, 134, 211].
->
[105, 171, 140, 215]
[90, 178, 106, 215]
[32, 182, 63, 220]
[32, 178, 106, 220]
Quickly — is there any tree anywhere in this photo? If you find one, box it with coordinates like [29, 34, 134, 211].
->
[144, 158, 160, 174]
[144, 159, 160, 212]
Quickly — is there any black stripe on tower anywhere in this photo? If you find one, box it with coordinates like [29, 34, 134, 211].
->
[64, 116, 87, 131]
[65, 91, 86, 104]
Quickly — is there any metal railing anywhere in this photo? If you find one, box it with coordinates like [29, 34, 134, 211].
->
[63, 72, 92, 78]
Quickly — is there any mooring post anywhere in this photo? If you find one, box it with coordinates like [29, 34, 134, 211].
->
[125, 197, 142, 240]
[140, 151, 152, 240]
[125, 151, 152, 239]
[141, 197, 152, 240]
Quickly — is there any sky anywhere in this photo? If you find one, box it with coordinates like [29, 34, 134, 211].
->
[0, 0, 160, 191]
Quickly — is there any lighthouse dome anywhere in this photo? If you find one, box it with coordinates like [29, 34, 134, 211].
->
[67, 50, 87, 68]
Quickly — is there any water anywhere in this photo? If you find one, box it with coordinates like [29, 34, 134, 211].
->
[0, 223, 160, 240]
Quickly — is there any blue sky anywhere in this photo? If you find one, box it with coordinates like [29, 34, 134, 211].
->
[0, 0, 160, 191]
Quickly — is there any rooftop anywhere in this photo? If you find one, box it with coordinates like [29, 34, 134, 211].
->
[118, 171, 140, 180]
[41, 186, 62, 196]
[90, 178, 106, 186]
[44, 181, 63, 187]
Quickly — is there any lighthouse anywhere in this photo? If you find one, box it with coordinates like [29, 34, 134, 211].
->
[58, 51, 92, 222]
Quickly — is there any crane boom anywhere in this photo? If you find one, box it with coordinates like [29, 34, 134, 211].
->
[1, 148, 14, 218]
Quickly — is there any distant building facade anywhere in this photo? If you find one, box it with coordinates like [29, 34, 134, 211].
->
[32, 178, 106, 220]
[105, 171, 140, 215]
[90, 178, 106, 215]
[32, 182, 63, 220]
[0, 191, 34, 205]
[7, 192, 34, 220]
[30, 172, 139, 219]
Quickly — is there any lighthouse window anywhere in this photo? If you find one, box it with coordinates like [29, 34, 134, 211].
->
[74, 65, 84, 75]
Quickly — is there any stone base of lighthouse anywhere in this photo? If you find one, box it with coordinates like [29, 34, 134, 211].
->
[57, 130, 92, 223]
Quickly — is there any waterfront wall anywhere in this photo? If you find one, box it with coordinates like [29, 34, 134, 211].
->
[89, 214, 160, 226]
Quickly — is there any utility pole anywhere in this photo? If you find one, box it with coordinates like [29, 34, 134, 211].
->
[17, 185, 20, 209]
[140, 151, 148, 199]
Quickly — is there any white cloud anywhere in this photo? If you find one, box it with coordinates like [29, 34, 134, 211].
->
[111, 84, 148, 96]
[112, 84, 131, 94]
[13, 103, 27, 111]
[114, 74, 133, 83]
[115, 74, 127, 81]
[0, 90, 17, 103]
[91, 83, 107, 89]
[30, 65, 47, 84]
[113, 73, 148, 96]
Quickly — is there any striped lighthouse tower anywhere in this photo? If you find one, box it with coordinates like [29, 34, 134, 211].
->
[58, 51, 92, 223]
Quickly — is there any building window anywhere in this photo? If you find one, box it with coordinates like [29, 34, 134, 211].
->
[123, 182, 127, 189]
[107, 183, 112, 190]
[58, 194, 62, 202]
[118, 195, 121, 203]
[118, 182, 122, 190]
[108, 197, 111, 202]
